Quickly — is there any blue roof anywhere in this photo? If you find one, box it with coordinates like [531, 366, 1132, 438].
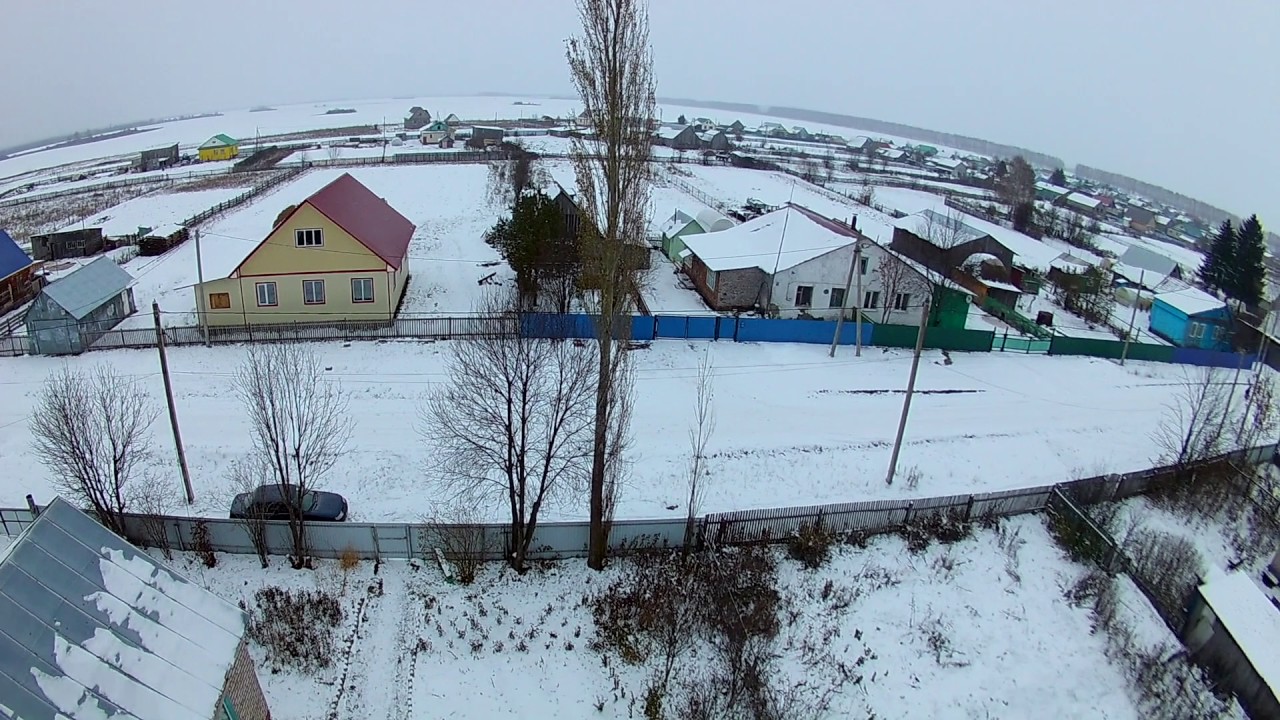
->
[0, 229, 33, 281]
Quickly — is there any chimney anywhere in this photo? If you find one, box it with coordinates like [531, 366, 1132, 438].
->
[849, 215, 859, 233]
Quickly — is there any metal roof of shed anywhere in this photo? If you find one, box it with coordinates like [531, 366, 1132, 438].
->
[0, 497, 246, 720]
[40, 256, 132, 320]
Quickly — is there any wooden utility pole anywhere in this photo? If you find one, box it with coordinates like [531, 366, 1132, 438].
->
[193, 228, 209, 346]
[1120, 268, 1145, 366]
[153, 302, 194, 504]
[854, 244, 864, 357]
[829, 241, 861, 357]
[885, 297, 930, 486]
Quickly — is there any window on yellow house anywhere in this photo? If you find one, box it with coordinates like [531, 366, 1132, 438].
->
[209, 292, 231, 309]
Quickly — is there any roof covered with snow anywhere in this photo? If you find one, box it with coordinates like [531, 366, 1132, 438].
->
[1198, 570, 1280, 696]
[41, 256, 132, 319]
[1116, 245, 1179, 279]
[1065, 192, 1101, 209]
[655, 125, 692, 141]
[929, 157, 965, 169]
[0, 497, 247, 720]
[1035, 182, 1070, 197]
[1154, 285, 1226, 317]
[681, 205, 854, 273]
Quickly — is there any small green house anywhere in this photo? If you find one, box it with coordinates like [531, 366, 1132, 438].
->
[660, 209, 733, 264]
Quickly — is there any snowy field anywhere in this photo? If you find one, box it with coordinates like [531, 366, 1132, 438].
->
[0, 339, 1223, 522]
[171, 515, 1152, 719]
[56, 186, 251, 236]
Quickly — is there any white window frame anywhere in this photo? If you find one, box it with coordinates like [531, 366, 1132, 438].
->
[352, 277, 375, 303]
[255, 281, 277, 307]
[1212, 326, 1224, 341]
[295, 228, 324, 247]
[1188, 321, 1205, 340]
[794, 285, 814, 307]
[829, 287, 846, 308]
[863, 290, 881, 309]
[893, 292, 911, 311]
[302, 279, 326, 305]
[859, 256, 870, 275]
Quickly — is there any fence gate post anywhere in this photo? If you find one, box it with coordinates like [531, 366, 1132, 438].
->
[965, 495, 976, 521]
[903, 501, 914, 526]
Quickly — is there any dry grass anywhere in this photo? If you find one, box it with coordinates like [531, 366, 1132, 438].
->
[340, 546, 360, 572]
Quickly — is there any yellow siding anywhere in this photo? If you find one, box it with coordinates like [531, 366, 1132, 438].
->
[197, 270, 406, 326]
[198, 146, 238, 162]
[237, 203, 386, 277]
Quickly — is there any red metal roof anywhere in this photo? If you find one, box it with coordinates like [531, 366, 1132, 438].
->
[305, 173, 415, 269]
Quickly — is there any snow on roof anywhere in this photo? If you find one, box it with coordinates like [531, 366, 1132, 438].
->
[656, 125, 691, 141]
[1066, 192, 1101, 209]
[1117, 245, 1178, 278]
[929, 157, 965, 169]
[680, 205, 854, 273]
[894, 210, 1062, 273]
[880, 149, 906, 160]
[982, 279, 1023, 294]
[1035, 181, 1071, 196]
[847, 136, 869, 149]
[42, 256, 133, 319]
[694, 208, 732, 233]
[1198, 570, 1280, 696]
[879, 246, 975, 297]
[1154, 285, 1226, 316]
[0, 498, 246, 720]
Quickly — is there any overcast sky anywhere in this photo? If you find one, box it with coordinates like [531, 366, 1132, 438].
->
[1, 0, 1276, 220]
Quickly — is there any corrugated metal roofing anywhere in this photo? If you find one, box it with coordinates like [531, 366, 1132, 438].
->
[0, 229, 33, 281]
[41, 256, 133, 320]
[305, 173, 415, 270]
[0, 498, 246, 720]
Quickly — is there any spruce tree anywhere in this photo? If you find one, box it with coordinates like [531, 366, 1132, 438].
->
[1232, 214, 1267, 307]
[1049, 167, 1068, 186]
[1198, 219, 1235, 293]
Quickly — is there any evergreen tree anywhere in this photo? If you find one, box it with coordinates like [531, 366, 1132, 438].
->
[1049, 167, 1068, 186]
[1198, 220, 1235, 294]
[677, 114, 687, 125]
[1232, 214, 1267, 307]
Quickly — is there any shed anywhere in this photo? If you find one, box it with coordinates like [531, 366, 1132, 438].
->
[1183, 570, 1280, 719]
[0, 228, 40, 314]
[139, 143, 179, 172]
[1113, 245, 1183, 286]
[0, 497, 271, 720]
[29, 228, 106, 261]
[469, 126, 504, 148]
[198, 134, 239, 162]
[26, 256, 135, 355]
[655, 125, 701, 151]
[1150, 286, 1231, 350]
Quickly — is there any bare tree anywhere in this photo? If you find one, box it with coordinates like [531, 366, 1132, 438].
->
[228, 455, 275, 568]
[683, 352, 716, 556]
[233, 343, 350, 569]
[486, 141, 547, 210]
[875, 254, 931, 323]
[1235, 373, 1277, 452]
[915, 207, 971, 251]
[567, 0, 656, 570]
[422, 497, 495, 585]
[420, 293, 597, 573]
[30, 366, 159, 536]
[1152, 368, 1229, 472]
[856, 174, 876, 206]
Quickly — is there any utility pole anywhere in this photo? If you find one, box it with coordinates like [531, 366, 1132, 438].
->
[885, 297, 930, 486]
[829, 240, 860, 357]
[1120, 268, 1145, 366]
[854, 243, 864, 357]
[153, 302, 194, 504]
[193, 228, 209, 346]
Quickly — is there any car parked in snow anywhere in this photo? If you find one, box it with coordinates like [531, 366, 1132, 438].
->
[229, 484, 349, 522]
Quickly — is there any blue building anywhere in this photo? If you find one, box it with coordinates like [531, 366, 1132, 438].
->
[26, 256, 135, 355]
[1149, 286, 1232, 351]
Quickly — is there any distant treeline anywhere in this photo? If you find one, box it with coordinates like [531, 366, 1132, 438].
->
[658, 96, 1066, 169]
[1073, 164, 1237, 226]
[0, 112, 223, 161]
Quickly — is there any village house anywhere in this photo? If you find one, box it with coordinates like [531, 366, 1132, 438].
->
[724, 120, 746, 134]
[1149, 285, 1232, 351]
[1035, 182, 1071, 203]
[927, 156, 968, 178]
[758, 121, 787, 137]
[418, 120, 454, 145]
[697, 129, 732, 152]
[0, 497, 272, 720]
[659, 208, 732, 265]
[1063, 191, 1102, 216]
[198, 134, 239, 162]
[1110, 245, 1183, 289]
[25, 256, 135, 355]
[28, 227, 105, 261]
[195, 173, 414, 327]
[679, 204, 965, 326]
[404, 106, 432, 130]
[1126, 206, 1157, 233]
[0, 229, 40, 316]
[655, 125, 701, 151]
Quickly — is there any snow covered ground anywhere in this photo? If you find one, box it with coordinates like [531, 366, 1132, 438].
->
[643, 254, 714, 314]
[56, 186, 251, 236]
[170, 515, 1148, 719]
[0, 339, 1220, 522]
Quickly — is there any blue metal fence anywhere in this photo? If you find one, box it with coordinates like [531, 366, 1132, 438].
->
[1170, 347, 1256, 369]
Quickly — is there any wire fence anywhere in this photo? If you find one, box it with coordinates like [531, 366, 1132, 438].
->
[3, 444, 1272, 563]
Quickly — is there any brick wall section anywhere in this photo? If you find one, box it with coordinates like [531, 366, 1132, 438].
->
[218, 638, 271, 720]
[716, 268, 767, 308]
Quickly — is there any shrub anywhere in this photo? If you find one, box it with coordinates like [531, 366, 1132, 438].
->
[245, 586, 344, 673]
[787, 522, 837, 569]
[192, 519, 216, 568]
[902, 509, 971, 553]
[340, 546, 360, 571]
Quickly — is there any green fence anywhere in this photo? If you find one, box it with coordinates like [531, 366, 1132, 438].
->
[981, 296, 1051, 339]
[992, 334, 1051, 353]
[1048, 335, 1175, 363]
[872, 323, 995, 352]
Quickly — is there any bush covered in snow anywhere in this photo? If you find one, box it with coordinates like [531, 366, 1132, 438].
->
[245, 586, 344, 673]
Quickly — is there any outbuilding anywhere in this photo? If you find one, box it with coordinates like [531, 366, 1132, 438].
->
[0, 229, 40, 315]
[1149, 285, 1232, 350]
[26, 256, 135, 355]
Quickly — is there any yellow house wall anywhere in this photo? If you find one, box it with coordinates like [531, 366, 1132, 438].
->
[198, 146, 238, 162]
[238, 203, 385, 276]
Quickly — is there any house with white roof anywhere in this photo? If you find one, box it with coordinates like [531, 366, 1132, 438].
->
[0, 497, 271, 719]
[1064, 192, 1102, 216]
[926, 156, 969, 178]
[679, 204, 962, 324]
[1149, 285, 1231, 350]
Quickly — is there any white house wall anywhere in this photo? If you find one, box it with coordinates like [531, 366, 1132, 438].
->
[768, 243, 925, 325]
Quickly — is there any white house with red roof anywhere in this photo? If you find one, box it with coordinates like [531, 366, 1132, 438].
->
[195, 173, 415, 327]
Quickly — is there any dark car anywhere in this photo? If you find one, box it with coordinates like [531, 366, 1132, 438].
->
[229, 484, 349, 522]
